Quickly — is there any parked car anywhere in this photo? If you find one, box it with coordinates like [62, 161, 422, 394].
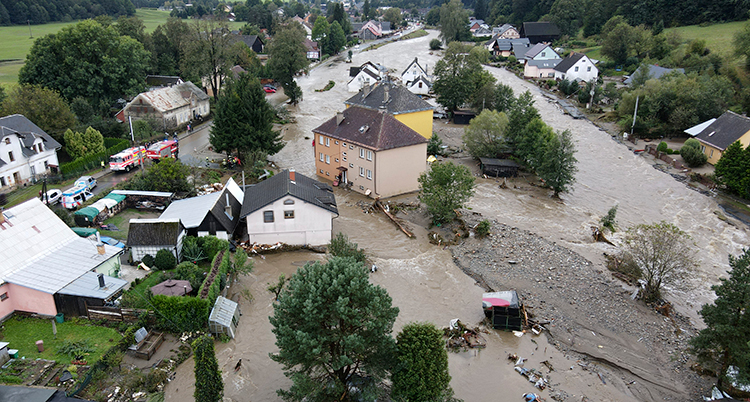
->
[41, 188, 63, 205]
[75, 175, 97, 191]
[99, 236, 125, 249]
[263, 84, 277, 91]
[263, 86, 277, 93]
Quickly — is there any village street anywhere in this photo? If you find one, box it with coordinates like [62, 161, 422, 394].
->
[164, 30, 748, 401]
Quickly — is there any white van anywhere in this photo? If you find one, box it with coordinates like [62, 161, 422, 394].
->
[61, 185, 94, 210]
[75, 176, 97, 191]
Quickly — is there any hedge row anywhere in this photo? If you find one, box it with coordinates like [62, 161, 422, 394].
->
[150, 294, 210, 333]
[199, 249, 230, 308]
[60, 138, 129, 176]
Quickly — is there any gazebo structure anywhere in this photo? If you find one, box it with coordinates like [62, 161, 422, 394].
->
[209, 296, 240, 339]
[150, 279, 192, 296]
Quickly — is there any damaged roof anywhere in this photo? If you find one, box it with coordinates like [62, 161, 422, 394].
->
[131, 82, 209, 114]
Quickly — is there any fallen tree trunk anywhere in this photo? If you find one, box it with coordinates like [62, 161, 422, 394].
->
[374, 199, 413, 238]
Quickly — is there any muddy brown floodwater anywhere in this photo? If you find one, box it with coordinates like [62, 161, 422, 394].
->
[163, 29, 748, 401]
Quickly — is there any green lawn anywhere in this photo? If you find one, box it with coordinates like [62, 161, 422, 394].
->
[0, 316, 121, 366]
[665, 20, 747, 57]
[101, 208, 161, 241]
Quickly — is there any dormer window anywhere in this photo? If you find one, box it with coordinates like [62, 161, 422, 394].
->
[4, 138, 9, 144]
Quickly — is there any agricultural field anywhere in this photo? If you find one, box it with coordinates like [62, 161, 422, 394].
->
[665, 20, 747, 57]
[0, 9, 245, 86]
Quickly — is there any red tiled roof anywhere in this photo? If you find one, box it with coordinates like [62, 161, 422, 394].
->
[312, 106, 426, 151]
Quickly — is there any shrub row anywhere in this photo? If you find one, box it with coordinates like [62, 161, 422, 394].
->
[150, 294, 210, 333]
[60, 138, 129, 176]
[199, 249, 230, 307]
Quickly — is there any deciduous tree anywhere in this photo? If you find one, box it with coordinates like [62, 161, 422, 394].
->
[270, 257, 399, 402]
[463, 109, 510, 158]
[193, 335, 223, 402]
[1, 85, 76, 142]
[267, 22, 308, 85]
[182, 17, 237, 97]
[418, 161, 475, 224]
[433, 42, 496, 112]
[63, 127, 106, 160]
[311, 16, 330, 56]
[210, 73, 284, 160]
[536, 129, 578, 197]
[19, 20, 149, 113]
[329, 21, 346, 55]
[383, 8, 403, 28]
[392, 322, 456, 402]
[439, 0, 470, 44]
[622, 221, 698, 302]
[691, 249, 750, 389]
[679, 138, 707, 167]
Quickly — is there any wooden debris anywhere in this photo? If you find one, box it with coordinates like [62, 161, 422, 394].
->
[443, 320, 487, 351]
[373, 199, 413, 238]
[591, 226, 615, 245]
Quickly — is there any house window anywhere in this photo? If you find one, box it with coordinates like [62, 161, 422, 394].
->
[367, 150, 372, 161]
[320, 169, 324, 174]
[350, 145, 354, 149]
[8, 151, 14, 162]
[587, 66, 591, 72]
[326, 171, 330, 176]
[284, 199, 295, 205]
[335, 140, 339, 144]
[366, 169, 372, 180]
[284, 210, 295, 219]
[419, 82, 423, 88]
[44, 161, 49, 169]
[325, 138, 330, 147]
[326, 155, 330, 164]
[319, 135, 323, 144]
[359, 167, 365, 177]
[263, 211, 274, 223]
[335, 158, 339, 162]
[349, 163, 354, 168]
[360, 148, 365, 158]
[343, 152, 347, 156]
[0, 292, 7, 301]
[541, 51, 546, 57]
[710, 149, 714, 158]
[343, 142, 347, 147]
[575, 66, 579, 72]
[320, 152, 324, 162]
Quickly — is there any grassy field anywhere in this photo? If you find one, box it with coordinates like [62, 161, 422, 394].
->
[0, 315, 121, 366]
[101, 208, 161, 241]
[0, 9, 245, 86]
[665, 20, 747, 57]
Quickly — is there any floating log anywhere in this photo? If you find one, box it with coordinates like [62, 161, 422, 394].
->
[591, 226, 615, 246]
[374, 199, 413, 238]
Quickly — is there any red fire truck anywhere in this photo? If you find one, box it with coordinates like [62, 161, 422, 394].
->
[146, 140, 179, 161]
[109, 146, 146, 172]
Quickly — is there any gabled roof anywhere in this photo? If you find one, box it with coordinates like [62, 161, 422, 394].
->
[407, 75, 432, 88]
[401, 57, 427, 78]
[240, 170, 338, 217]
[486, 37, 530, 51]
[313, 106, 427, 152]
[524, 43, 557, 59]
[493, 23, 517, 35]
[695, 111, 750, 151]
[159, 178, 242, 232]
[527, 59, 561, 68]
[344, 83, 432, 115]
[131, 82, 209, 114]
[684, 118, 717, 136]
[554, 53, 587, 72]
[0, 199, 122, 294]
[0, 114, 62, 151]
[521, 21, 560, 37]
[237, 35, 263, 49]
[127, 218, 185, 246]
[623, 64, 685, 85]
[304, 37, 319, 52]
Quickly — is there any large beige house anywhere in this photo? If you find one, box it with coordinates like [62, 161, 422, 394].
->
[312, 106, 427, 198]
[118, 82, 210, 130]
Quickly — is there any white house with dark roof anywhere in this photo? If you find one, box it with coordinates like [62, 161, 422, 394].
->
[159, 178, 243, 239]
[127, 219, 186, 262]
[240, 170, 338, 246]
[554, 53, 598, 82]
[119, 82, 210, 130]
[348, 61, 384, 92]
[492, 24, 520, 39]
[0, 198, 126, 319]
[401, 57, 432, 95]
[0, 114, 61, 189]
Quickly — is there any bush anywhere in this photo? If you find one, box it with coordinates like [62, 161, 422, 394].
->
[154, 249, 177, 271]
[150, 294, 210, 333]
[199, 249, 230, 307]
[427, 133, 444, 156]
[546, 79, 557, 88]
[181, 237, 207, 263]
[199, 236, 230, 262]
[507, 55, 517, 64]
[142, 254, 155, 267]
[60, 138, 129, 177]
[657, 141, 668, 153]
[475, 220, 491, 237]
[429, 38, 442, 50]
[681, 139, 708, 167]
[174, 261, 206, 292]
[328, 232, 366, 263]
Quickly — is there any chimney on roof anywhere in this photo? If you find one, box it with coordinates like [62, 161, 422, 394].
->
[336, 112, 344, 125]
[98, 273, 105, 288]
[290, 169, 296, 183]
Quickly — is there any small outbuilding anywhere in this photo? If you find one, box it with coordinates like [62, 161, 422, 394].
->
[482, 291, 524, 331]
[479, 158, 520, 177]
[453, 110, 477, 125]
[127, 218, 186, 262]
[209, 296, 240, 339]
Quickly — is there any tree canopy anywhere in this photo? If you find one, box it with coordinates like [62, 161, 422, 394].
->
[269, 257, 399, 402]
[418, 161, 475, 224]
[267, 22, 308, 85]
[210, 73, 284, 161]
[19, 20, 149, 113]
[1, 84, 76, 143]
[433, 42, 495, 112]
[691, 249, 750, 389]
[714, 141, 750, 198]
[63, 127, 105, 160]
[439, 0, 471, 44]
[181, 17, 237, 97]
[193, 335, 223, 402]
[536, 129, 578, 197]
[392, 322, 456, 402]
[125, 158, 191, 193]
[462, 109, 510, 159]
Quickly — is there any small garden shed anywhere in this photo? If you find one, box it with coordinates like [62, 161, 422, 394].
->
[482, 291, 524, 331]
[479, 158, 520, 177]
[208, 296, 240, 339]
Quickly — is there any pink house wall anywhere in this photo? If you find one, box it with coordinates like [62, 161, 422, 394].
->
[0, 283, 57, 321]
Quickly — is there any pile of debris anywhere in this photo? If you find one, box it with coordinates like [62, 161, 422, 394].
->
[196, 182, 224, 196]
[240, 242, 288, 254]
[509, 353, 549, 392]
[442, 319, 487, 351]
